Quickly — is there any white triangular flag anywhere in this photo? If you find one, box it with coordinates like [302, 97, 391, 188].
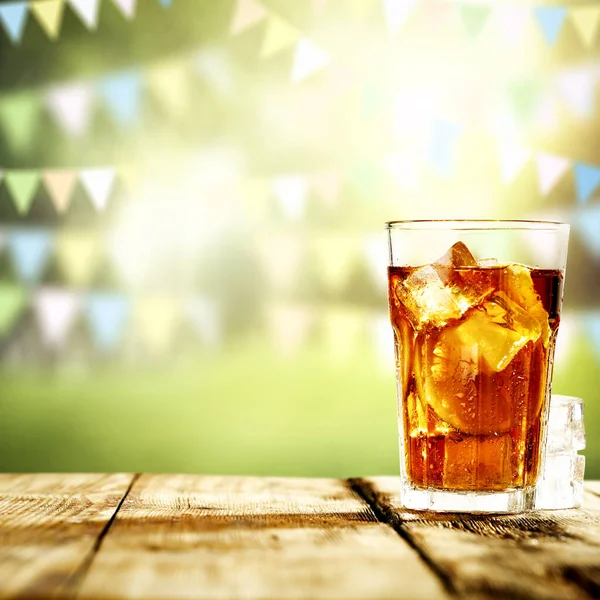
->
[268, 304, 313, 356]
[291, 39, 330, 83]
[79, 167, 116, 211]
[33, 288, 81, 348]
[382, 0, 416, 34]
[535, 153, 570, 195]
[272, 175, 309, 220]
[498, 144, 531, 184]
[111, 0, 136, 19]
[492, 5, 530, 46]
[67, 0, 100, 29]
[557, 69, 596, 119]
[46, 82, 95, 137]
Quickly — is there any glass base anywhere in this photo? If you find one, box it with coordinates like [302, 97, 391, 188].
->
[401, 480, 536, 514]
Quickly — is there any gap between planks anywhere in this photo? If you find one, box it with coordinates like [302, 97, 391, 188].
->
[348, 477, 458, 597]
[65, 473, 141, 596]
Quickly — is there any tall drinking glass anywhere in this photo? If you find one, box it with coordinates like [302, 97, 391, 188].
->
[386, 220, 569, 513]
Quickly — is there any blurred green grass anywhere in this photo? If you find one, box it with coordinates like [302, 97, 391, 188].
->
[0, 337, 597, 479]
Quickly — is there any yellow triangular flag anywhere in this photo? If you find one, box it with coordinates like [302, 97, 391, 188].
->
[30, 0, 65, 40]
[147, 60, 190, 116]
[570, 6, 600, 48]
[134, 296, 180, 354]
[42, 169, 77, 213]
[261, 15, 300, 57]
[56, 231, 101, 285]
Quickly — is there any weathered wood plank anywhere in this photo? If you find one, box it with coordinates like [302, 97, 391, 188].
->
[358, 476, 600, 600]
[77, 475, 447, 600]
[0, 473, 134, 599]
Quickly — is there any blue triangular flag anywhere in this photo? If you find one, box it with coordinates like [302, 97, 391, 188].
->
[575, 206, 600, 257]
[85, 292, 130, 350]
[534, 7, 567, 46]
[428, 120, 461, 176]
[8, 229, 53, 283]
[0, 2, 29, 44]
[574, 163, 600, 205]
[99, 70, 142, 126]
[158, 0, 173, 7]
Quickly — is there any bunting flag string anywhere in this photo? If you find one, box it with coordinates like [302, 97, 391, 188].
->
[1, 167, 119, 215]
[7, 229, 54, 284]
[85, 292, 131, 350]
[33, 287, 82, 348]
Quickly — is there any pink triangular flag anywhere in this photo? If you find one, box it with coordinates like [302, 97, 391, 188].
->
[535, 153, 570, 195]
[33, 288, 81, 348]
[493, 5, 530, 46]
[111, 0, 136, 19]
[46, 82, 94, 137]
[497, 145, 532, 184]
[230, 0, 267, 35]
[557, 69, 596, 119]
[42, 169, 78, 213]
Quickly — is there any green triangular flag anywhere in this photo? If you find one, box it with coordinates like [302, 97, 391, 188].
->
[458, 4, 491, 40]
[0, 93, 41, 151]
[4, 170, 41, 215]
[507, 80, 541, 123]
[0, 283, 26, 336]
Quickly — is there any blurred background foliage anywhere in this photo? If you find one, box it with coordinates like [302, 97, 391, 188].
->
[0, 0, 599, 477]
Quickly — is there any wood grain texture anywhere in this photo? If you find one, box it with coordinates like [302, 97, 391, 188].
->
[77, 475, 447, 600]
[358, 477, 600, 600]
[0, 473, 134, 599]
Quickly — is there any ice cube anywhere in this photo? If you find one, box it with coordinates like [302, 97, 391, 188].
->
[502, 264, 551, 347]
[547, 395, 586, 454]
[478, 258, 499, 267]
[536, 452, 585, 510]
[394, 242, 493, 329]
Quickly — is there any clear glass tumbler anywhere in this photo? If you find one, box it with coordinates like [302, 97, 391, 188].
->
[386, 220, 569, 513]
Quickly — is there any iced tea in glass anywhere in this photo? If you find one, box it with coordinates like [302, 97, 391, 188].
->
[386, 221, 569, 512]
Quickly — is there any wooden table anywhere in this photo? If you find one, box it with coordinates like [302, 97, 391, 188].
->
[1, 474, 599, 599]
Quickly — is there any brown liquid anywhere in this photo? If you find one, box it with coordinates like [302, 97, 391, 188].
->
[388, 264, 563, 492]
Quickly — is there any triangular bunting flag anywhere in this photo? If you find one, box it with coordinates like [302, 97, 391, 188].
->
[493, 5, 529, 46]
[261, 15, 300, 57]
[111, 0, 136, 19]
[85, 292, 130, 350]
[30, 0, 65, 40]
[535, 154, 570, 195]
[99, 70, 142, 126]
[147, 60, 190, 116]
[291, 39, 330, 83]
[0, 283, 27, 336]
[0, 2, 29, 44]
[258, 235, 304, 292]
[534, 7, 567, 46]
[570, 6, 600, 48]
[4, 170, 40, 215]
[458, 3, 492, 40]
[557, 69, 595, 120]
[272, 175, 309, 220]
[193, 50, 234, 97]
[574, 163, 600, 205]
[428, 120, 461, 176]
[46, 82, 95, 137]
[313, 171, 343, 206]
[8, 229, 53, 283]
[507, 79, 542, 123]
[498, 144, 532, 184]
[0, 93, 41, 151]
[268, 304, 313, 356]
[56, 232, 101, 285]
[576, 206, 600, 257]
[79, 168, 116, 211]
[230, 0, 267, 35]
[42, 169, 77, 213]
[382, 0, 416, 35]
[186, 297, 221, 346]
[67, 0, 99, 29]
[134, 296, 180, 354]
[33, 288, 81, 348]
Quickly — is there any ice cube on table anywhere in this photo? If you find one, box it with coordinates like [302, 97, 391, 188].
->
[536, 452, 585, 510]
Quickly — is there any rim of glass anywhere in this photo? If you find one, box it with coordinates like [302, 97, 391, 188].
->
[385, 219, 568, 231]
